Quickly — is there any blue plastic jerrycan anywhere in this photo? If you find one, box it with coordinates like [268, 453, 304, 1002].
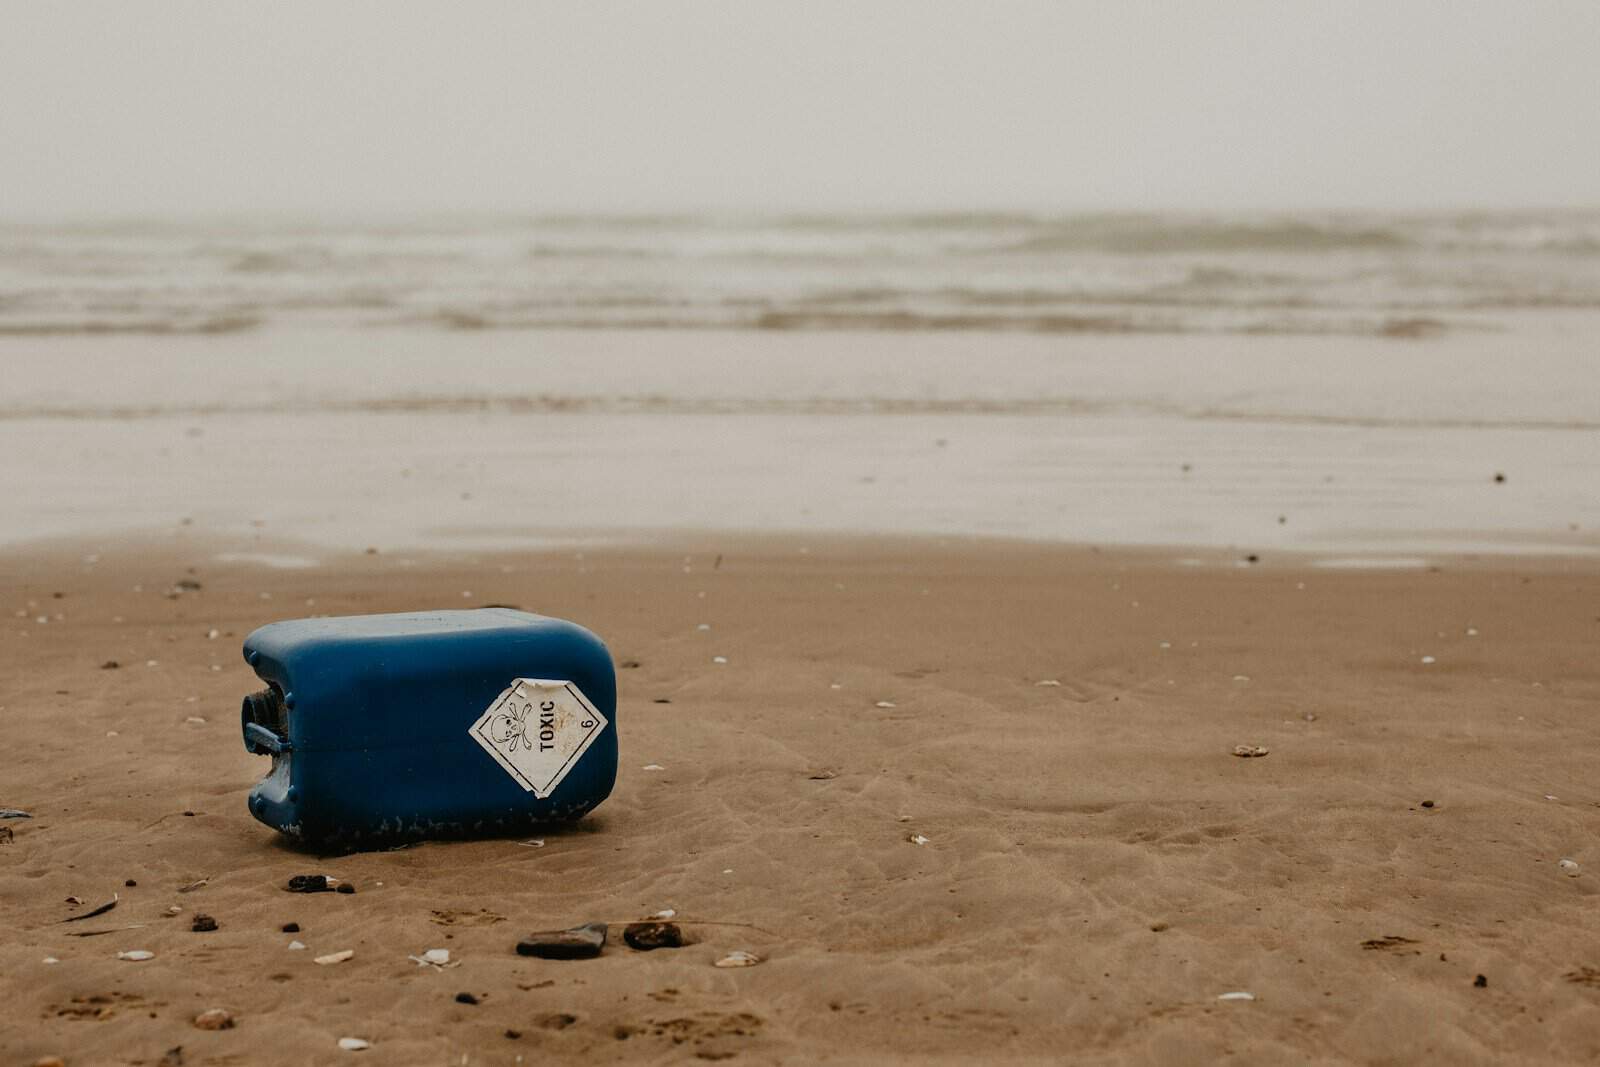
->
[239, 608, 617, 848]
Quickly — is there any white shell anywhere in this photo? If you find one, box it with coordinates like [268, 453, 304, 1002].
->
[714, 951, 762, 968]
[338, 1037, 371, 1051]
[118, 950, 154, 961]
[315, 949, 354, 965]
[1217, 991, 1255, 1001]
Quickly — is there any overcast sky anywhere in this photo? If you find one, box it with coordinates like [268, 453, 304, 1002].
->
[3, 1, 1597, 218]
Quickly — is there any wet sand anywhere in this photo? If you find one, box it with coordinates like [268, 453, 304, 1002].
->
[4, 534, 1599, 1064]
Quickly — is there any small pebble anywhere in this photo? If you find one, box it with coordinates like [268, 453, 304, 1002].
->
[515, 922, 607, 960]
[714, 951, 762, 968]
[1421, 800, 1435, 809]
[455, 992, 479, 1005]
[1559, 858, 1581, 877]
[1231, 745, 1269, 758]
[623, 922, 685, 951]
[286, 874, 335, 893]
[1421, 656, 1436, 665]
[193, 1008, 235, 1030]
[336, 883, 355, 894]
[282, 922, 300, 933]
[192, 913, 219, 932]
[125, 879, 137, 887]
[1474, 974, 1488, 988]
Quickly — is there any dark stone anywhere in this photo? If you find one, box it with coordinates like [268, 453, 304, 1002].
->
[101, 660, 120, 670]
[282, 922, 300, 933]
[504, 1030, 522, 1039]
[285, 874, 332, 893]
[191, 913, 218, 932]
[1421, 800, 1435, 808]
[515, 922, 608, 959]
[125, 879, 138, 887]
[623, 921, 685, 951]
[1474, 974, 1488, 988]
[455, 992, 479, 1005]
[336, 883, 356, 894]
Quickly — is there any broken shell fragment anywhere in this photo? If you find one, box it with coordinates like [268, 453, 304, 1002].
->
[193, 1008, 235, 1030]
[908, 833, 930, 845]
[314, 949, 354, 965]
[288, 940, 307, 950]
[623, 922, 685, 951]
[714, 950, 762, 968]
[1231, 745, 1269, 758]
[515, 922, 607, 959]
[338, 1037, 370, 1051]
[191, 913, 219, 932]
[1217, 991, 1255, 1001]
[118, 950, 154, 961]
[1559, 858, 1581, 877]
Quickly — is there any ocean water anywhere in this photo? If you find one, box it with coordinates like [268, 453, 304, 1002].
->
[4, 211, 1600, 341]
[2, 213, 1597, 555]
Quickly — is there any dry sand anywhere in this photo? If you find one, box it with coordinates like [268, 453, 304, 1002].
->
[3, 534, 1599, 1064]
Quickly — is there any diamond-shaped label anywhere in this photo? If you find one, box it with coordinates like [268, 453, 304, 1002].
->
[469, 678, 608, 798]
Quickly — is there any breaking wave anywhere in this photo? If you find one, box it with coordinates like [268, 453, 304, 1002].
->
[1, 211, 1598, 337]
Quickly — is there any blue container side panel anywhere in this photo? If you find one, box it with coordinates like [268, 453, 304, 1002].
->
[241, 609, 617, 847]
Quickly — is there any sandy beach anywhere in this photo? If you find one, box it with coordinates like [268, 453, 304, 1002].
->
[7, 3, 1600, 1060]
[4, 533, 1598, 1063]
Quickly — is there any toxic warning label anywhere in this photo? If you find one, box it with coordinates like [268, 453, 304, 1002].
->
[469, 678, 608, 798]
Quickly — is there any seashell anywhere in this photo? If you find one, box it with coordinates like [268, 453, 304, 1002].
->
[193, 1008, 235, 1030]
[714, 951, 762, 968]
